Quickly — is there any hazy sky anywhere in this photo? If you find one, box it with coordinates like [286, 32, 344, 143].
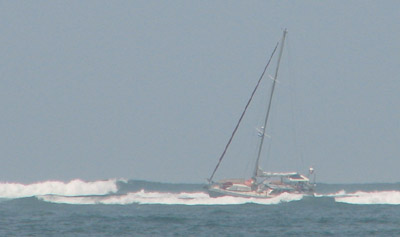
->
[1, 1, 399, 184]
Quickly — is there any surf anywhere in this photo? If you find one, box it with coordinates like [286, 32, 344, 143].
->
[37, 190, 304, 205]
[0, 179, 120, 199]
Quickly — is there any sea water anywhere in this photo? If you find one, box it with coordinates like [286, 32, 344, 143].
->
[0, 180, 399, 236]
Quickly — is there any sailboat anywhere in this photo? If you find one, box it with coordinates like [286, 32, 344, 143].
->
[206, 29, 316, 198]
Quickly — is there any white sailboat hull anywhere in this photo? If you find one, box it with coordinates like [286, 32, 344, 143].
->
[206, 177, 315, 199]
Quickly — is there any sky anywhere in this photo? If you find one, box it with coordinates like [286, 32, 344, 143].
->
[0, 1, 399, 184]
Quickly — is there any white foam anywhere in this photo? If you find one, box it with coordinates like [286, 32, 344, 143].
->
[335, 190, 400, 205]
[314, 190, 347, 198]
[38, 190, 304, 205]
[36, 188, 400, 205]
[0, 179, 119, 198]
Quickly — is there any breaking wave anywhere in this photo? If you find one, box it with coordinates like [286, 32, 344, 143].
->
[314, 190, 347, 198]
[3, 179, 400, 205]
[0, 179, 119, 198]
[335, 190, 400, 205]
[37, 190, 304, 205]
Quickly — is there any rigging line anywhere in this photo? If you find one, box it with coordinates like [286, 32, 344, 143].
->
[208, 42, 279, 183]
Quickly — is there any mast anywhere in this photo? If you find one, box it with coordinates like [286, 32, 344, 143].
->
[253, 29, 287, 178]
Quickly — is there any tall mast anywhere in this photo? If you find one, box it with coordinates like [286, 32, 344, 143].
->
[253, 29, 287, 177]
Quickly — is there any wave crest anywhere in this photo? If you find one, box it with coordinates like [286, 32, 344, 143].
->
[38, 190, 304, 205]
[0, 179, 119, 198]
[335, 191, 400, 205]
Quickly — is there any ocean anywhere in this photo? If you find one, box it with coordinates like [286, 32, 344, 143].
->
[1, 179, 399, 236]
